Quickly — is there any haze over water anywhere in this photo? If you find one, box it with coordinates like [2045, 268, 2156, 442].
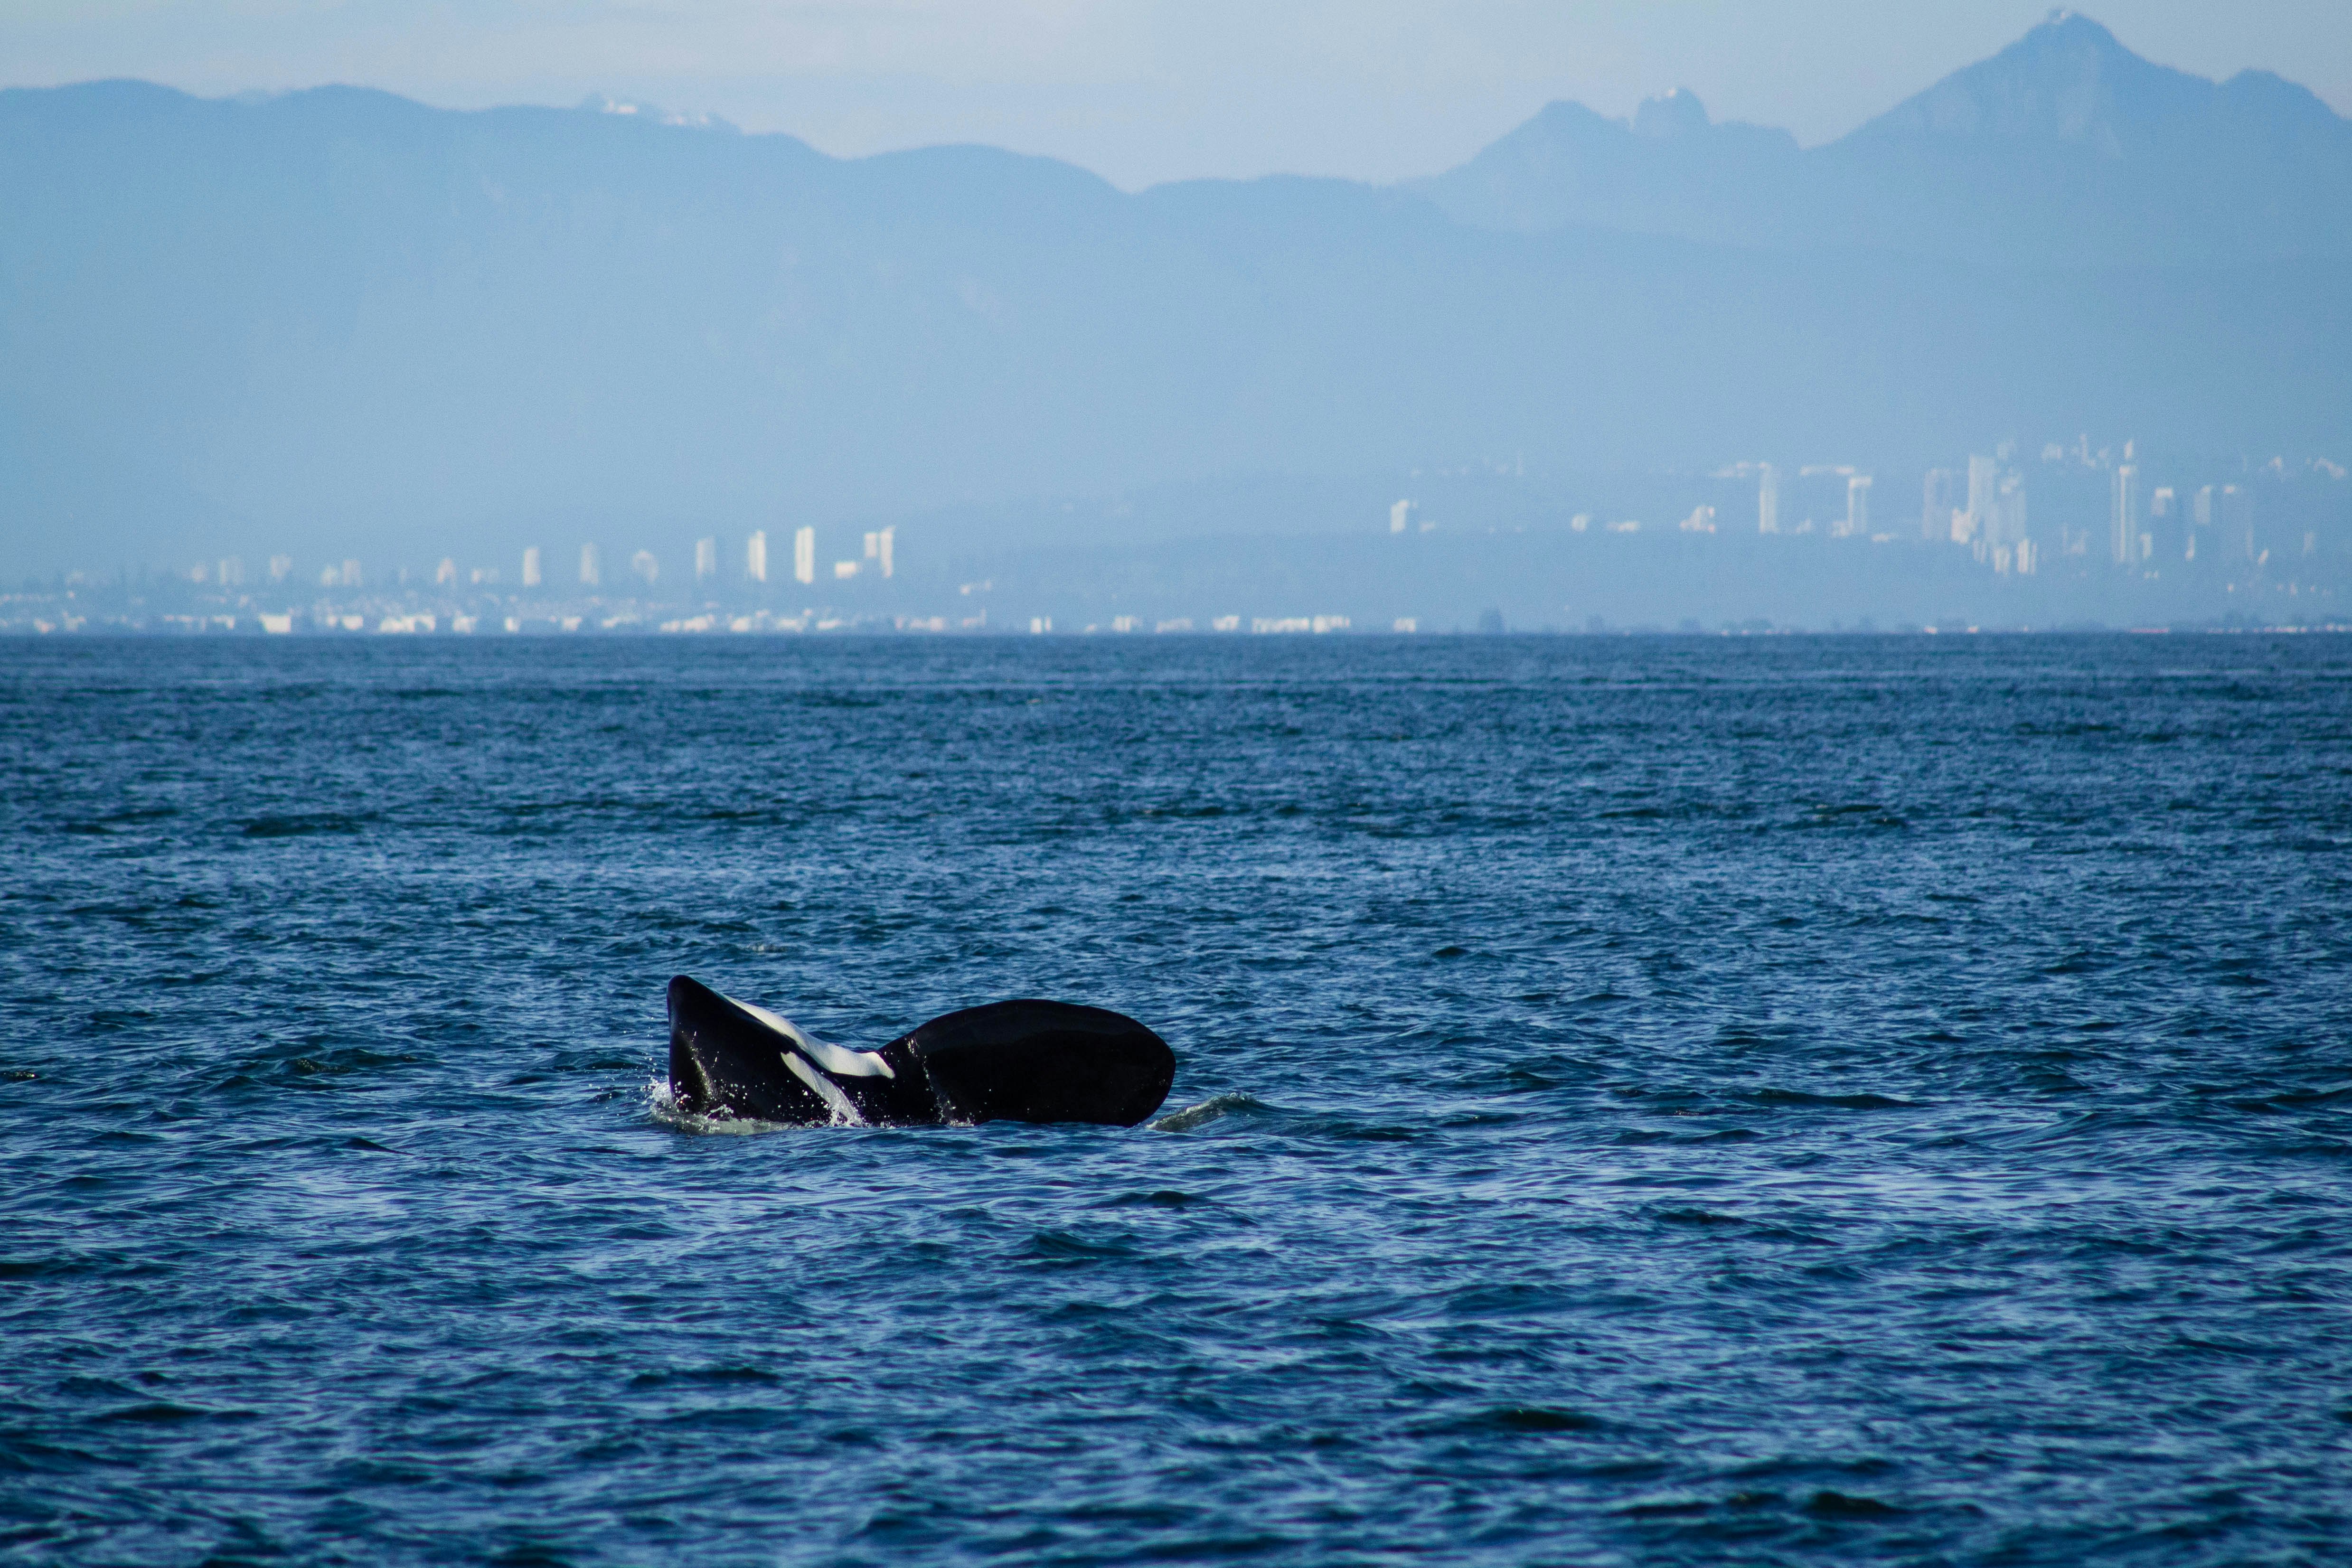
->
[4, 634, 2348, 1562]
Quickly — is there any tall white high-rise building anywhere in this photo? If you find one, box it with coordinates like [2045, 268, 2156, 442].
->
[435, 557, 457, 585]
[1922, 469, 1958, 542]
[2111, 465, 2138, 565]
[2220, 484, 2254, 562]
[695, 537, 717, 581]
[1964, 454, 1997, 543]
[877, 526, 894, 579]
[267, 554, 292, 582]
[793, 526, 816, 585]
[342, 559, 363, 589]
[1839, 474, 1872, 538]
[1758, 464, 1779, 534]
[579, 543, 601, 588]
[746, 530, 768, 583]
[1990, 471, 2030, 569]
[631, 549, 658, 585]
[522, 546, 542, 587]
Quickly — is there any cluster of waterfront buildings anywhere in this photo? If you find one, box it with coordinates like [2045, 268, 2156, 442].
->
[14, 607, 1378, 638]
[229, 524, 900, 598]
[111, 517, 1387, 637]
[1914, 441, 2266, 578]
[1378, 437, 2299, 583]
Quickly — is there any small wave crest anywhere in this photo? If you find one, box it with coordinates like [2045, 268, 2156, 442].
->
[1150, 1092, 1266, 1133]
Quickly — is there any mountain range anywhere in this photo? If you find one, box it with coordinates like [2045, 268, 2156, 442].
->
[0, 10, 2346, 577]
[1411, 11, 2352, 267]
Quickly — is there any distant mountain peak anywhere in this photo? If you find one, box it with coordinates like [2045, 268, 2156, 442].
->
[1633, 89, 1709, 139]
[2032, 10, 2124, 47]
[2001, 9, 2145, 70]
[1851, 9, 2204, 153]
[577, 93, 736, 133]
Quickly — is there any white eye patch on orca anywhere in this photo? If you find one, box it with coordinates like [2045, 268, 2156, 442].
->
[724, 995, 895, 1079]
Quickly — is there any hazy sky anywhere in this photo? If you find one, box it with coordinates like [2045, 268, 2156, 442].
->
[10, 2, 2349, 188]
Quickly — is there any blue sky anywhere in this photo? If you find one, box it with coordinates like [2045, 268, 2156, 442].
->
[9, 2, 2348, 188]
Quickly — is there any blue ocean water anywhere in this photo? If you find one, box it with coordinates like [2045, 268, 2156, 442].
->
[3, 633, 2350, 1565]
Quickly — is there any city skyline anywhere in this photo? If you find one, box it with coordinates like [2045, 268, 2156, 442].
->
[32, 426, 2333, 588]
[13, 429, 2337, 637]
[82, 435, 2326, 607]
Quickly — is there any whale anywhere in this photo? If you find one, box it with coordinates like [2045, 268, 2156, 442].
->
[665, 975, 1175, 1127]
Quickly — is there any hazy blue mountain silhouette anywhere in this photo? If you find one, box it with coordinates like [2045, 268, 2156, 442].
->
[1, 17, 2348, 574]
[1411, 11, 2352, 265]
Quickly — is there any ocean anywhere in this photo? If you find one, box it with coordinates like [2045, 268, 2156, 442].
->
[3, 633, 2348, 1564]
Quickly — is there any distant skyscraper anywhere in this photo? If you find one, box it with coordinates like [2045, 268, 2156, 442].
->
[2150, 487, 2177, 561]
[267, 554, 292, 582]
[877, 526, 894, 578]
[1389, 499, 1412, 535]
[217, 557, 245, 587]
[1993, 471, 2029, 567]
[1964, 454, 1997, 543]
[522, 546, 542, 588]
[434, 557, 456, 585]
[1758, 464, 1779, 535]
[2220, 484, 2254, 562]
[746, 530, 768, 583]
[1922, 469, 1958, 541]
[1840, 475, 1872, 538]
[695, 537, 717, 581]
[342, 559, 363, 589]
[631, 549, 658, 585]
[579, 543, 601, 587]
[2111, 465, 2138, 565]
[793, 526, 815, 585]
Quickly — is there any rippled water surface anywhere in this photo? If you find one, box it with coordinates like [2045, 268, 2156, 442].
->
[4, 634, 2351, 1565]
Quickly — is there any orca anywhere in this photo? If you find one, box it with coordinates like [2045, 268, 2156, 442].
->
[665, 975, 1175, 1127]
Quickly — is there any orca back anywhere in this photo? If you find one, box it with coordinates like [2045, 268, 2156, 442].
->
[894, 999, 1175, 1127]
